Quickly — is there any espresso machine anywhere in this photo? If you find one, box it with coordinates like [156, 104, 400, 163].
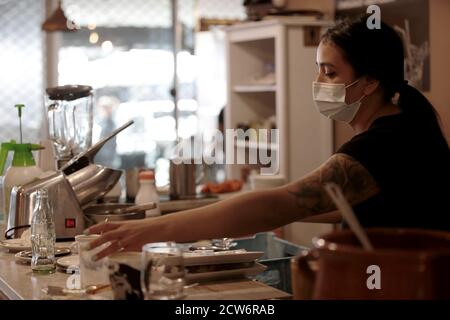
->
[6, 121, 134, 240]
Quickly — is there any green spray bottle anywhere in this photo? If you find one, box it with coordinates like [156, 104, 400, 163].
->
[0, 104, 44, 222]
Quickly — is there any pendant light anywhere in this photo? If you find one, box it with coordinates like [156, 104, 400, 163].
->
[42, 0, 78, 32]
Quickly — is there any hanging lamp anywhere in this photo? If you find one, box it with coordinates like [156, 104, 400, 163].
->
[42, 0, 78, 32]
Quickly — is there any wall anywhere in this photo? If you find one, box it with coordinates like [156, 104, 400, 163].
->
[425, 0, 450, 141]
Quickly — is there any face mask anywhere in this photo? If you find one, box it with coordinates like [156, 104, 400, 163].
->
[312, 78, 365, 122]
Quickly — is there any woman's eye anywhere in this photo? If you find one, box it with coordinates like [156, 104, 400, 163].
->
[325, 72, 336, 78]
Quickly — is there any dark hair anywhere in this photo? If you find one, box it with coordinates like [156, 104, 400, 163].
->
[322, 15, 445, 138]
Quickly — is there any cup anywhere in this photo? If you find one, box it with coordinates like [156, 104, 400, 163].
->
[107, 252, 143, 300]
[141, 242, 185, 300]
[75, 234, 110, 289]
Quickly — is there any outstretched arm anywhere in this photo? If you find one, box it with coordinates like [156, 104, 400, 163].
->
[86, 153, 379, 259]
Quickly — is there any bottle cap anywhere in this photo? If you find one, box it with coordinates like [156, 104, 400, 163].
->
[139, 170, 155, 181]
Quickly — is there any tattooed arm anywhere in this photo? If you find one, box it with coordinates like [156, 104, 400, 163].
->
[87, 153, 380, 257]
[282, 153, 380, 221]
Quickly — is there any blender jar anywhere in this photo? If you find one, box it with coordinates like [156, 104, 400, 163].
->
[45, 85, 93, 169]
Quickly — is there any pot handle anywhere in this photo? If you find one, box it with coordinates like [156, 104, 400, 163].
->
[291, 249, 318, 300]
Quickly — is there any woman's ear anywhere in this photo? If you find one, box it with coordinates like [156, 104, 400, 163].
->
[363, 77, 380, 96]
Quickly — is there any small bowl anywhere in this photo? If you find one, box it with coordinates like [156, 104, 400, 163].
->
[83, 203, 145, 226]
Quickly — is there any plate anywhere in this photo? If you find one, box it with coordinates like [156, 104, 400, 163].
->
[186, 262, 267, 283]
[0, 239, 31, 252]
[14, 247, 72, 264]
[56, 255, 79, 271]
[183, 249, 264, 266]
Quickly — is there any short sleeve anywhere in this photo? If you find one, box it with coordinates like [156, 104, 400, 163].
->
[336, 130, 399, 191]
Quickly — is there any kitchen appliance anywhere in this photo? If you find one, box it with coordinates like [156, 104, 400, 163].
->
[5, 121, 134, 240]
[46, 85, 94, 169]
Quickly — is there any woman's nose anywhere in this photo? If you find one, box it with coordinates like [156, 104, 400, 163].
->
[315, 74, 325, 83]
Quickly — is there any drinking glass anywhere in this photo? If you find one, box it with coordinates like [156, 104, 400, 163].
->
[75, 234, 110, 290]
[141, 242, 185, 300]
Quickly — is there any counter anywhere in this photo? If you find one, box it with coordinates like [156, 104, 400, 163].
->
[0, 224, 290, 300]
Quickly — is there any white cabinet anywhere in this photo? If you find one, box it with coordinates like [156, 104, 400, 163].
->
[224, 18, 333, 182]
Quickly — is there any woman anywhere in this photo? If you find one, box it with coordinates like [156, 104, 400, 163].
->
[86, 16, 450, 259]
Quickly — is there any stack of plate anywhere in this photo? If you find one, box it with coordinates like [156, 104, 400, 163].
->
[183, 249, 266, 283]
[0, 239, 31, 253]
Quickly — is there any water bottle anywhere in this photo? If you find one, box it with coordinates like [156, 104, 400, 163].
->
[31, 188, 56, 274]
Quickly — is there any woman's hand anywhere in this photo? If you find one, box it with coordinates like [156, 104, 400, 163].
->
[83, 219, 157, 260]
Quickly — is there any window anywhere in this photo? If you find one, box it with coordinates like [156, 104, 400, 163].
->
[0, 0, 45, 147]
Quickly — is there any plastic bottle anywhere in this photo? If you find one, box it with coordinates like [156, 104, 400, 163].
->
[30, 188, 56, 274]
[1, 143, 44, 222]
[0, 105, 44, 223]
[135, 170, 160, 218]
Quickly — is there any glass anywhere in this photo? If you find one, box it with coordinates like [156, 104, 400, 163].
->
[75, 234, 110, 290]
[141, 242, 185, 300]
[30, 189, 56, 274]
[45, 85, 94, 168]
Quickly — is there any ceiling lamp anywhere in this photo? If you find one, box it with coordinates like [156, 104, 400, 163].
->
[42, 0, 78, 32]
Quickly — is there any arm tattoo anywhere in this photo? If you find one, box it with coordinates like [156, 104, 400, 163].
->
[286, 153, 379, 218]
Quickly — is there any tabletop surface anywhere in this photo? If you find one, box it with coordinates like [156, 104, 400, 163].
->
[0, 243, 291, 300]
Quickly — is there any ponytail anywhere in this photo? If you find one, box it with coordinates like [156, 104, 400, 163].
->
[398, 82, 447, 144]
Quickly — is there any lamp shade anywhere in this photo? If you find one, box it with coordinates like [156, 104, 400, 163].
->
[42, 1, 77, 32]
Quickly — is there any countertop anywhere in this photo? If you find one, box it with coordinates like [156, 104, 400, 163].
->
[0, 247, 290, 300]
[0, 222, 289, 300]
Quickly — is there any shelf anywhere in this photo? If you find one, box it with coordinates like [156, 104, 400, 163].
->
[233, 85, 276, 93]
[236, 140, 278, 151]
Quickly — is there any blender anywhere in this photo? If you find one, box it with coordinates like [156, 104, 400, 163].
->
[45, 85, 94, 169]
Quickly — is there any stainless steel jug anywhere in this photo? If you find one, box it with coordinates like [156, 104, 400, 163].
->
[169, 159, 205, 200]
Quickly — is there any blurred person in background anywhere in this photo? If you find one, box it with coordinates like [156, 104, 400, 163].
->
[94, 96, 120, 168]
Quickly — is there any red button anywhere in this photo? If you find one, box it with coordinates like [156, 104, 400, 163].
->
[65, 218, 76, 228]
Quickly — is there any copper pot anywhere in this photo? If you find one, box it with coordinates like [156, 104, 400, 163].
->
[292, 228, 450, 300]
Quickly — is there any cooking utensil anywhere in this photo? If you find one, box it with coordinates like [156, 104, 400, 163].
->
[44, 284, 111, 297]
[323, 182, 374, 251]
[110, 202, 156, 215]
[82, 203, 148, 226]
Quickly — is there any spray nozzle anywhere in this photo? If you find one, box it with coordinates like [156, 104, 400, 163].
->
[15, 104, 25, 144]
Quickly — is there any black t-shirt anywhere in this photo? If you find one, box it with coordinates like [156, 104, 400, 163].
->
[336, 112, 450, 231]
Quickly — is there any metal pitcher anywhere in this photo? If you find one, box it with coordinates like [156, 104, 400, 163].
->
[169, 159, 204, 200]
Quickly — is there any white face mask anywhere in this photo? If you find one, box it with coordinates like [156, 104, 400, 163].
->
[312, 78, 365, 123]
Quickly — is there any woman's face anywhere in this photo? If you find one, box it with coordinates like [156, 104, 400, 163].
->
[315, 40, 367, 105]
